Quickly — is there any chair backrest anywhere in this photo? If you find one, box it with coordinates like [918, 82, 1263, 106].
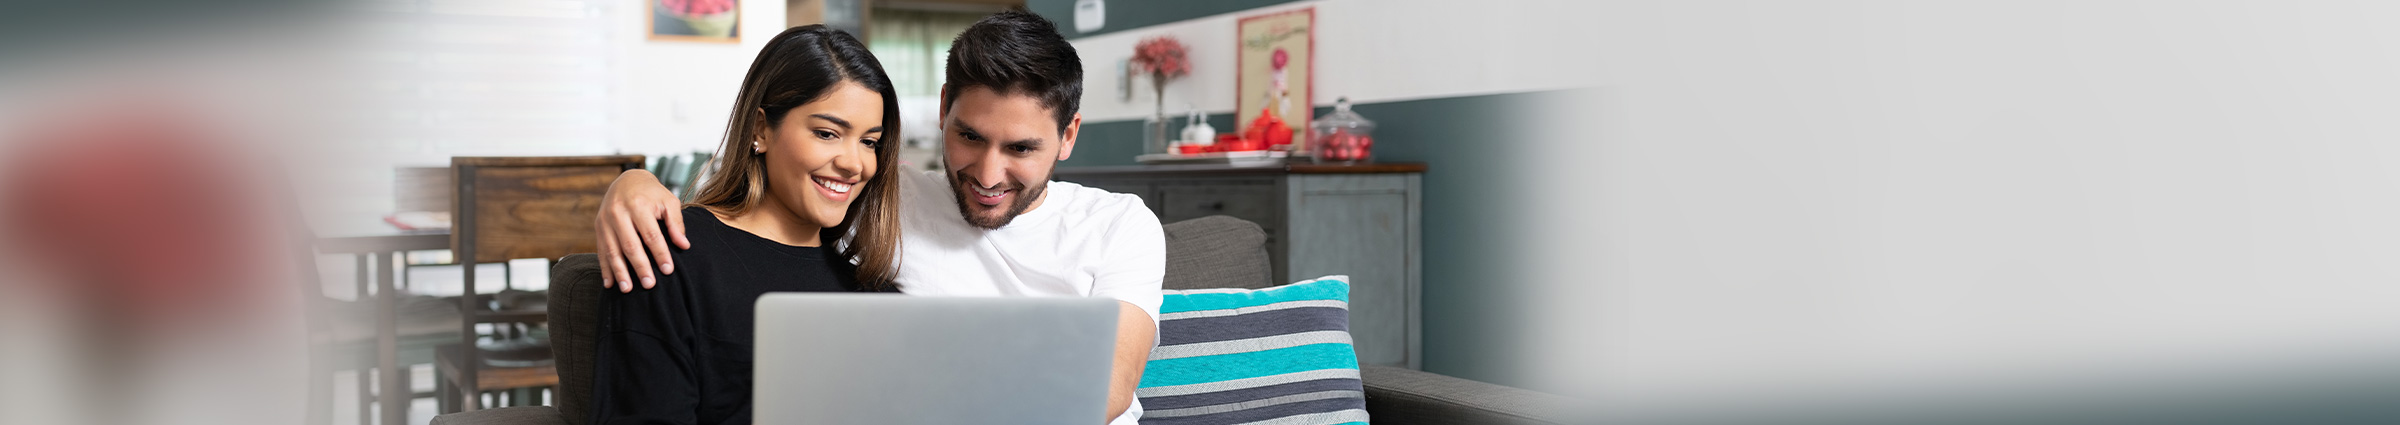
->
[653, 154, 688, 189]
[547, 253, 605, 425]
[678, 152, 714, 203]
[450, 156, 643, 264]
[395, 166, 453, 213]
[1161, 215, 1275, 290]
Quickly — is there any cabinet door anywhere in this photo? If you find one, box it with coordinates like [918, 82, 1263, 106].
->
[1287, 175, 1417, 368]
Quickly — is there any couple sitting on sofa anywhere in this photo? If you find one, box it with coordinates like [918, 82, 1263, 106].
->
[587, 11, 1166, 425]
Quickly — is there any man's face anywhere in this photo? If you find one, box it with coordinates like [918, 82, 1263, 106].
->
[941, 85, 1079, 229]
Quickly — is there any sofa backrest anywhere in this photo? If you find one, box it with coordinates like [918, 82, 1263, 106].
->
[1160, 215, 1274, 290]
[547, 253, 604, 425]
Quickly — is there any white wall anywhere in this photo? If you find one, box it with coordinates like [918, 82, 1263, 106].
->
[295, 0, 785, 219]
[1528, 0, 2400, 419]
[612, 0, 787, 155]
[1067, 0, 1598, 122]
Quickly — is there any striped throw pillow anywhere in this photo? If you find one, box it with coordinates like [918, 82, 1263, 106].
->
[1138, 276, 1368, 425]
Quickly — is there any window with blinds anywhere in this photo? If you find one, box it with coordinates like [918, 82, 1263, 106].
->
[868, 7, 985, 169]
[335, 0, 617, 163]
[302, 0, 619, 215]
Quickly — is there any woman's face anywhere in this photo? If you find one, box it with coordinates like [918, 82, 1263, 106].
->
[758, 81, 884, 230]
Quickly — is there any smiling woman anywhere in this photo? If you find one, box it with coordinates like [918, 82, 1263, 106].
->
[585, 24, 906, 425]
[686, 24, 906, 289]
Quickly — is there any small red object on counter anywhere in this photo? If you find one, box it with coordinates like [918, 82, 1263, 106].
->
[1217, 134, 1264, 152]
[1245, 105, 1295, 150]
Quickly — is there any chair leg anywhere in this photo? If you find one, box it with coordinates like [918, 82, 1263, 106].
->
[396, 364, 413, 417]
[306, 351, 329, 425]
[435, 371, 455, 414]
[356, 368, 372, 425]
[353, 254, 372, 425]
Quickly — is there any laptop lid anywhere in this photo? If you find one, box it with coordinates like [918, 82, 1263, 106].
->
[753, 293, 1120, 424]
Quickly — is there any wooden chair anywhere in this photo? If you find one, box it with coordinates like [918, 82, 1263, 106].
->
[678, 152, 714, 202]
[395, 166, 457, 268]
[436, 155, 642, 413]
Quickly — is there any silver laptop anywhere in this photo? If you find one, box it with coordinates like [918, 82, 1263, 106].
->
[752, 293, 1120, 424]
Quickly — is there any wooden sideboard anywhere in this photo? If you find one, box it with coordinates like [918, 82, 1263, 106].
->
[1057, 162, 1425, 369]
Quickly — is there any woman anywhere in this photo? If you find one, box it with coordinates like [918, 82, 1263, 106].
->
[587, 25, 903, 425]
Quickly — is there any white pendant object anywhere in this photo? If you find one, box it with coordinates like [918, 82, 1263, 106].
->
[1074, 0, 1105, 33]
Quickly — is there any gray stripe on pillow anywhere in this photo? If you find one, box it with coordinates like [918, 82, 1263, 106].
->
[1158, 307, 1351, 346]
[1140, 378, 1364, 410]
[1158, 299, 1349, 320]
[1140, 390, 1364, 418]
[1137, 403, 1368, 425]
[1146, 330, 1355, 360]
[1136, 369, 1362, 397]
[1247, 409, 1371, 425]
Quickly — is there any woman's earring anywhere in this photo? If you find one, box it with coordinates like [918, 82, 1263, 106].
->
[752, 140, 762, 153]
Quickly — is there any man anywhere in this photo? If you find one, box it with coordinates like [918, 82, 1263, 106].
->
[590, 11, 1162, 425]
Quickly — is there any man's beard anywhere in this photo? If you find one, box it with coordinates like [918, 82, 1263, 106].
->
[948, 169, 1048, 229]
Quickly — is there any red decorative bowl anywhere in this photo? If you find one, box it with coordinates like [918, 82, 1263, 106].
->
[1218, 134, 1264, 151]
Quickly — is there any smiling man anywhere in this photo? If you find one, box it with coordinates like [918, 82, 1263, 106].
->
[590, 11, 1163, 425]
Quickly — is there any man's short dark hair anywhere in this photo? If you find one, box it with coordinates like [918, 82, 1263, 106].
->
[942, 9, 1083, 134]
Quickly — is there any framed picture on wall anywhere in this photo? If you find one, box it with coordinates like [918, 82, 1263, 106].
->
[1236, 8, 1313, 150]
[650, 0, 741, 43]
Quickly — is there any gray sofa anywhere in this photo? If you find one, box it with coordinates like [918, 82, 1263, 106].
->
[431, 215, 1563, 425]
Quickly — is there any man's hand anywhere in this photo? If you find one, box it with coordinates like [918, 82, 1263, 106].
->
[595, 169, 689, 292]
[1107, 301, 1158, 423]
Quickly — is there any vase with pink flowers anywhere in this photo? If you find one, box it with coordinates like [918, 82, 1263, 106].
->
[1131, 36, 1189, 155]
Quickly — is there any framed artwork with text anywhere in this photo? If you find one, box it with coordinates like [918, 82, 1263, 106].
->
[1236, 8, 1313, 150]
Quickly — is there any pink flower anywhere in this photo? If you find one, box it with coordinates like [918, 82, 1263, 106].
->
[1271, 48, 1288, 70]
[1132, 37, 1190, 80]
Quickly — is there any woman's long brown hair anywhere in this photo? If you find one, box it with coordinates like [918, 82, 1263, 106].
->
[687, 25, 902, 290]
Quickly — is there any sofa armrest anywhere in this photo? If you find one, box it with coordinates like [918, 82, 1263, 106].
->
[429, 406, 569, 425]
[1362, 365, 1568, 425]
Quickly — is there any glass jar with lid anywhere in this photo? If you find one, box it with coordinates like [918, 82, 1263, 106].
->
[1309, 97, 1376, 163]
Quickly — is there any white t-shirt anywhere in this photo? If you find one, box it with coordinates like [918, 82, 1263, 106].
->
[890, 169, 1164, 425]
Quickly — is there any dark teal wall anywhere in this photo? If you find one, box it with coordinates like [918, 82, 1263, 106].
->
[1346, 92, 1551, 388]
[1065, 92, 1566, 389]
[1031, 0, 1561, 390]
[1027, 0, 1306, 39]
[1061, 112, 1240, 168]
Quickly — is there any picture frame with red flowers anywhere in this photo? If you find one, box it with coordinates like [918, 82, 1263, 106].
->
[650, 0, 741, 43]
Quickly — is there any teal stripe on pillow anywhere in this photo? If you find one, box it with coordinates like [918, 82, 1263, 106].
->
[1140, 343, 1361, 388]
[1139, 276, 1366, 424]
[1156, 278, 1351, 314]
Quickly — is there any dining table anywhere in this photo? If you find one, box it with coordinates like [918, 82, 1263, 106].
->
[313, 214, 449, 425]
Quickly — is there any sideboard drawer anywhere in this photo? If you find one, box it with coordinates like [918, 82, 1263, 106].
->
[1157, 185, 1281, 226]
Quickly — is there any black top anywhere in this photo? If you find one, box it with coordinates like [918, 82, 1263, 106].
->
[588, 207, 891, 425]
